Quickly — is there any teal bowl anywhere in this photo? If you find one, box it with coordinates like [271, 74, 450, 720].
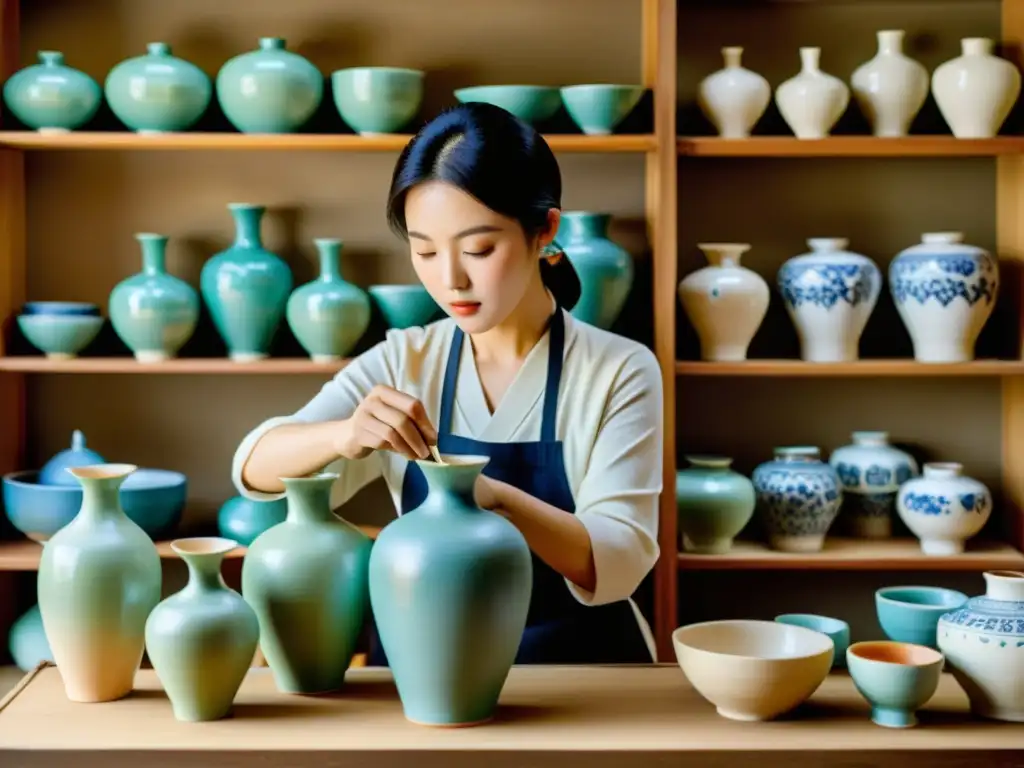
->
[368, 285, 441, 329]
[17, 313, 103, 359]
[559, 84, 645, 135]
[454, 85, 561, 125]
[775, 614, 850, 668]
[331, 67, 424, 135]
[847, 641, 944, 728]
[875, 586, 968, 649]
[23, 301, 99, 316]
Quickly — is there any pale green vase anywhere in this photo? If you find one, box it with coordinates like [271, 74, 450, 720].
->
[241, 473, 372, 693]
[676, 455, 756, 554]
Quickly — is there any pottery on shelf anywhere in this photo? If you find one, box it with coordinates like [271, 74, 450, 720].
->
[367, 285, 441, 329]
[38, 429, 105, 486]
[332, 67, 425, 135]
[37, 464, 162, 702]
[778, 238, 881, 363]
[933, 38, 1022, 139]
[678, 243, 768, 362]
[7, 604, 53, 672]
[846, 641, 944, 729]
[2, 51, 101, 132]
[828, 431, 919, 539]
[752, 446, 842, 553]
[675, 455, 755, 554]
[557, 211, 633, 330]
[876, 585, 968, 649]
[850, 30, 929, 138]
[559, 84, 645, 135]
[775, 614, 849, 668]
[454, 85, 561, 126]
[896, 462, 992, 555]
[697, 47, 771, 139]
[216, 495, 288, 547]
[889, 232, 998, 363]
[16, 312, 103, 360]
[775, 47, 850, 140]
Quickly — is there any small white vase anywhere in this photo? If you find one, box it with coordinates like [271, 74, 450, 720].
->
[851, 30, 929, 138]
[896, 462, 991, 555]
[678, 243, 769, 361]
[697, 47, 771, 139]
[778, 238, 881, 363]
[933, 38, 1022, 139]
[776, 47, 850, 140]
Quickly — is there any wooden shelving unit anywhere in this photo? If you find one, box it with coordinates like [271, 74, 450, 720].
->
[0, 356, 351, 374]
[677, 136, 1024, 158]
[674, 360, 1024, 377]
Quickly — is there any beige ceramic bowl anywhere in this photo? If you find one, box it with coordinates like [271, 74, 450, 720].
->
[672, 619, 834, 721]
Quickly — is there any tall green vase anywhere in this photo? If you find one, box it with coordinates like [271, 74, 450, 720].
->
[37, 464, 161, 702]
[557, 211, 634, 330]
[241, 473, 372, 693]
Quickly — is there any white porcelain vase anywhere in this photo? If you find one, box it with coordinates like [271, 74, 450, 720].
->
[933, 38, 1021, 139]
[678, 243, 769, 361]
[778, 238, 881, 363]
[896, 462, 991, 555]
[889, 232, 999, 363]
[776, 47, 850, 140]
[851, 30, 929, 138]
[697, 47, 771, 139]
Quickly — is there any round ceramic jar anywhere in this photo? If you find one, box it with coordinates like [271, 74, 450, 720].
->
[828, 431, 918, 538]
[896, 462, 992, 555]
[675, 456, 756, 554]
[752, 446, 842, 553]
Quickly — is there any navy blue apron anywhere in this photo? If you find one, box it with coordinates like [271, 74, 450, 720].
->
[367, 309, 652, 665]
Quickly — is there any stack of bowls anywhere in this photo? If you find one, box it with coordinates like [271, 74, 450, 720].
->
[17, 301, 103, 359]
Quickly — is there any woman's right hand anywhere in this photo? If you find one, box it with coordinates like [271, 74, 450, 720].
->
[334, 385, 438, 461]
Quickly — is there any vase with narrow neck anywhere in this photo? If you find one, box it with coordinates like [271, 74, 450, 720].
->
[37, 463, 161, 702]
[145, 537, 258, 721]
[2, 50, 101, 132]
[752, 447, 842, 552]
[200, 204, 293, 362]
[286, 238, 371, 362]
[775, 47, 850, 140]
[369, 456, 532, 726]
[241, 473, 372, 693]
[896, 462, 991, 555]
[557, 211, 634, 330]
[933, 38, 1022, 139]
[679, 243, 768, 361]
[676, 456, 756, 554]
[109, 233, 199, 362]
[697, 47, 770, 138]
[851, 30, 929, 137]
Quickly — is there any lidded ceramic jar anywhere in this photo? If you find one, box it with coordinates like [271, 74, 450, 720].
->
[896, 462, 991, 555]
[752, 446, 842, 553]
[675, 455, 755, 554]
[38, 429, 105, 486]
[933, 38, 1021, 139]
[697, 47, 770, 139]
[2, 51, 101, 132]
[850, 30, 929, 138]
[776, 47, 850, 140]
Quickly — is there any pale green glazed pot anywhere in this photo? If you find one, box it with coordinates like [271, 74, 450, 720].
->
[3, 51, 101, 132]
[241, 473, 372, 693]
[145, 537, 258, 721]
[557, 211, 634, 330]
[675, 455, 755, 554]
[37, 463, 161, 702]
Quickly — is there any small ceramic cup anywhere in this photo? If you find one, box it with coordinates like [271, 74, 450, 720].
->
[846, 641, 944, 728]
[875, 586, 968, 649]
[775, 614, 850, 667]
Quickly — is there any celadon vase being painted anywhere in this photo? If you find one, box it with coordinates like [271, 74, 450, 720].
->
[37, 464, 161, 702]
[557, 212, 634, 330]
[369, 456, 532, 726]
[241, 473, 372, 693]
[145, 537, 259, 721]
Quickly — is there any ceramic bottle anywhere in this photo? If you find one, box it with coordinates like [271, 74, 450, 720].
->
[675, 456, 756, 554]
[557, 211, 634, 330]
[216, 495, 288, 546]
[145, 537, 259, 721]
[37, 464, 162, 702]
[896, 462, 991, 555]
[889, 232, 998, 363]
[697, 47, 771, 139]
[933, 38, 1022, 139]
[850, 30, 929, 138]
[286, 238, 371, 362]
[369, 456, 532, 726]
[678, 243, 769, 362]
[752, 447, 842, 553]
[200, 203, 293, 362]
[776, 47, 850, 140]
[241, 473, 372, 694]
[778, 238, 881, 362]
[109, 233, 200, 362]
[2, 51, 101, 132]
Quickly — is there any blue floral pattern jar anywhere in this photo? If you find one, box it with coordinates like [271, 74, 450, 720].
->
[752, 446, 842, 552]
[896, 462, 992, 555]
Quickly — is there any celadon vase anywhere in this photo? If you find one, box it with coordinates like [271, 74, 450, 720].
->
[286, 238, 371, 361]
[2, 51, 101, 132]
[200, 203, 293, 362]
[145, 537, 259, 722]
[37, 464, 161, 702]
[557, 211, 634, 330]
[676, 456, 756, 554]
[369, 456, 532, 726]
[241, 473, 372, 693]
[109, 233, 199, 362]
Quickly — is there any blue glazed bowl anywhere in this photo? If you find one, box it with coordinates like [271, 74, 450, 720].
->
[559, 83, 645, 135]
[368, 285, 442, 329]
[775, 613, 850, 668]
[454, 85, 562, 125]
[331, 67, 424, 135]
[22, 301, 99, 316]
[17, 314, 103, 359]
[2, 468, 187, 541]
[875, 586, 968, 649]
[847, 641, 944, 728]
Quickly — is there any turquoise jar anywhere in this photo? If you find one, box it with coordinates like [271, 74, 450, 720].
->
[7, 604, 53, 672]
[216, 38, 323, 133]
[216, 495, 287, 546]
[3, 51, 101, 132]
[109, 233, 199, 362]
[675, 456, 755, 554]
[38, 429, 105, 486]
[557, 212, 634, 330]
[286, 238, 370, 361]
[104, 42, 211, 133]
[200, 204, 293, 362]
[369, 457, 532, 726]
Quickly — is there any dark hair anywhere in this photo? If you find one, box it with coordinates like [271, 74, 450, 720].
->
[386, 102, 581, 310]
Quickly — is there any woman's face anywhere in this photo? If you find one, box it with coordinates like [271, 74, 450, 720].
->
[404, 180, 556, 334]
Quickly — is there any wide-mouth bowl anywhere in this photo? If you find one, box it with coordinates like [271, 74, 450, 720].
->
[560, 83, 645, 94]
[774, 613, 849, 637]
[847, 641, 944, 668]
[3, 468, 186, 492]
[673, 619, 834, 661]
[332, 66, 424, 78]
[456, 84, 557, 94]
[18, 313, 104, 328]
[876, 586, 968, 611]
[22, 301, 99, 316]
[170, 536, 239, 557]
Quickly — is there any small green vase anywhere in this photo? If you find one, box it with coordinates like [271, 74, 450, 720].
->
[2, 51, 101, 132]
[556, 212, 634, 330]
[676, 455, 755, 554]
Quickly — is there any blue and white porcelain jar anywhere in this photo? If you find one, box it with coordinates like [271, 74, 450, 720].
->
[896, 462, 992, 555]
[889, 232, 998, 363]
[778, 238, 881, 362]
[828, 431, 918, 539]
[752, 446, 842, 552]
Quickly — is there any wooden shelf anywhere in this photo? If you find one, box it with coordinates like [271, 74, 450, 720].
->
[0, 357, 350, 374]
[677, 136, 1024, 158]
[675, 359, 1024, 377]
[678, 538, 1024, 571]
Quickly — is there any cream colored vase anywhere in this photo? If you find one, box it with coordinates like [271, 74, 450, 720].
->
[697, 47, 770, 139]
[678, 243, 769, 362]
[851, 30, 929, 137]
[933, 38, 1021, 139]
[776, 47, 849, 139]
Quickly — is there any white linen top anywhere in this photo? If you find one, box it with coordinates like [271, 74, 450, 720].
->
[231, 308, 664, 660]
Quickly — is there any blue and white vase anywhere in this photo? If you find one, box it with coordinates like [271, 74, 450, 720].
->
[778, 238, 881, 362]
[896, 462, 992, 556]
[829, 431, 918, 539]
[752, 446, 842, 552]
[889, 232, 999, 363]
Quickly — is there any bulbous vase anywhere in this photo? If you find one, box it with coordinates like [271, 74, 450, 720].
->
[557, 211, 633, 330]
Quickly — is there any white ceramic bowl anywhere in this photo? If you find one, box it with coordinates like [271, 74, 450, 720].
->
[672, 619, 834, 721]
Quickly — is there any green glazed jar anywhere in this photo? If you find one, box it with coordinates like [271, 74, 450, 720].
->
[675, 455, 755, 554]
[556, 211, 634, 330]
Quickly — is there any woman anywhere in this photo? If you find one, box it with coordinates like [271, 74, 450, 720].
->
[232, 102, 663, 664]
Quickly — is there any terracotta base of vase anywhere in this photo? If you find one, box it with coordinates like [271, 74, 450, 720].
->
[682, 534, 733, 554]
[44, 352, 75, 360]
[311, 354, 341, 363]
[769, 533, 825, 553]
[134, 350, 170, 363]
[229, 352, 268, 363]
[406, 715, 494, 728]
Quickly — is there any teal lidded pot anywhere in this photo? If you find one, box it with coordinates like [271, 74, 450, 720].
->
[676, 455, 755, 554]
[39, 429, 105, 486]
[3, 51, 101, 132]
[216, 495, 287, 547]
[557, 211, 634, 330]
[8, 604, 53, 672]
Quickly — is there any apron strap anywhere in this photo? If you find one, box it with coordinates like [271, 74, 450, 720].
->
[437, 325, 464, 438]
